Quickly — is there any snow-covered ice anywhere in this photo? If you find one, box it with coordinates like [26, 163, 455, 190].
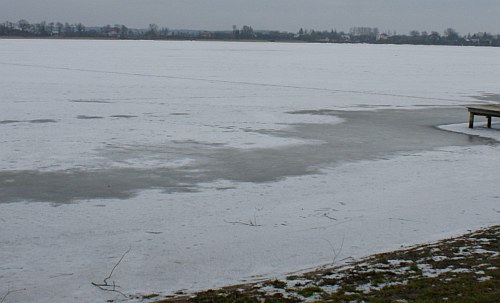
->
[1, 40, 499, 302]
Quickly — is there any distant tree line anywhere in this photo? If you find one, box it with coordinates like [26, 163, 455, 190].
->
[295, 26, 500, 46]
[1, 19, 499, 47]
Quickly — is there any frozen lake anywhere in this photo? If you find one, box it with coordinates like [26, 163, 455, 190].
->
[1, 40, 500, 302]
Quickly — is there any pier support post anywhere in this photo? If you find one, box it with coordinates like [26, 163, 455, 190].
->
[468, 112, 474, 128]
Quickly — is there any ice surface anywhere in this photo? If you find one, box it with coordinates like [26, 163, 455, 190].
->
[1, 40, 500, 302]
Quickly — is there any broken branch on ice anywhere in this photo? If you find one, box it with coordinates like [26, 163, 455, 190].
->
[224, 218, 262, 227]
[91, 247, 131, 298]
[324, 235, 345, 266]
[323, 213, 337, 220]
[1, 288, 24, 303]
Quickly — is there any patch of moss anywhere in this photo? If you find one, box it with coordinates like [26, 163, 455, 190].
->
[296, 286, 323, 298]
[142, 293, 160, 299]
[408, 263, 422, 275]
[189, 290, 260, 303]
[263, 293, 300, 303]
[264, 279, 287, 289]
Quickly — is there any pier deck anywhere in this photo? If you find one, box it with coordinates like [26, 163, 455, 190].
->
[467, 104, 500, 128]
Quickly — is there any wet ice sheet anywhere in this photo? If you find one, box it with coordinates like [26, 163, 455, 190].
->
[0, 103, 341, 171]
[0, 108, 494, 203]
[441, 121, 500, 141]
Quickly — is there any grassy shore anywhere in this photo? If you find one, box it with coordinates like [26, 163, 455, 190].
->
[151, 225, 499, 303]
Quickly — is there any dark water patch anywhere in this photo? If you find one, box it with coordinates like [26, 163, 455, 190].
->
[216, 186, 237, 191]
[71, 99, 113, 104]
[110, 115, 137, 118]
[413, 104, 455, 107]
[1, 107, 496, 204]
[282, 108, 496, 164]
[171, 113, 189, 116]
[29, 119, 57, 123]
[0, 120, 21, 124]
[472, 93, 500, 103]
[77, 115, 104, 120]
[287, 109, 338, 116]
[170, 139, 225, 147]
[205, 108, 496, 184]
[0, 167, 201, 204]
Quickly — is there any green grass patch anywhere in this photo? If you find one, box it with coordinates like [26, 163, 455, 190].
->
[297, 286, 323, 298]
[157, 225, 499, 303]
[264, 280, 287, 289]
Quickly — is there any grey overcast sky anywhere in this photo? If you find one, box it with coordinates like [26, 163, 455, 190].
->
[1, 0, 499, 34]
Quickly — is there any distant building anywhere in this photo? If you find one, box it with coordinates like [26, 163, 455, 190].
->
[199, 31, 212, 39]
[341, 34, 351, 42]
[377, 33, 389, 41]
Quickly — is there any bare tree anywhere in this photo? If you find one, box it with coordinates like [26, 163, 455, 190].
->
[17, 19, 30, 32]
[148, 23, 159, 38]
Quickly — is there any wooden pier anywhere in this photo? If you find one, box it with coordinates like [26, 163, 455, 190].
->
[467, 104, 500, 128]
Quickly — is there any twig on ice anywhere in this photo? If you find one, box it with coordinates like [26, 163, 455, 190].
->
[91, 247, 131, 298]
[224, 219, 262, 227]
[224, 209, 263, 226]
[224, 211, 262, 226]
[0, 291, 9, 303]
[1, 288, 24, 303]
[324, 235, 345, 266]
[323, 213, 337, 220]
